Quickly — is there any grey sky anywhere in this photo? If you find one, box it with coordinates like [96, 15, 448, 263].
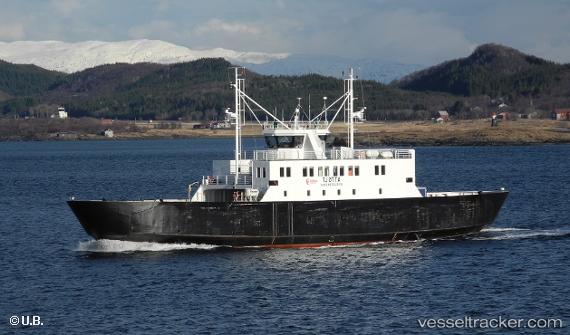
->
[1, 0, 569, 65]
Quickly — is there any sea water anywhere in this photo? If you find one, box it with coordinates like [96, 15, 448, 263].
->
[0, 139, 568, 334]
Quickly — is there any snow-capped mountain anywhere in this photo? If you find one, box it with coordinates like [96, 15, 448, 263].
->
[0, 39, 422, 82]
[0, 39, 289, 73]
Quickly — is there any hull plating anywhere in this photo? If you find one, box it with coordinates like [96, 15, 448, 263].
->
[68, 191, 508, 247]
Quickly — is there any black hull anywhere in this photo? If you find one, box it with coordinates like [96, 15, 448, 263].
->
[68, 191, 508, 247]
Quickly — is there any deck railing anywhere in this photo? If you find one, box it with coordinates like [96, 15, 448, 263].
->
[262, 120, 330, 130]
[252, 148, 413, 161]
[202, 174, 252, 186]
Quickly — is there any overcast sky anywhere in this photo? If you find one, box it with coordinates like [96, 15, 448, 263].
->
[1, 0, 569, 65]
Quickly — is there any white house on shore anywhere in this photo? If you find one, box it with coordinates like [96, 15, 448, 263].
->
[50, 106, 68, 119]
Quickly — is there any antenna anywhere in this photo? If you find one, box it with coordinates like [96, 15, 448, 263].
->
[308, 94, 311, 121]
[323, 96, 328, 121]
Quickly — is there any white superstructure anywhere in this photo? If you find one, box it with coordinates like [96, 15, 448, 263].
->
[191, 68, 423, 203]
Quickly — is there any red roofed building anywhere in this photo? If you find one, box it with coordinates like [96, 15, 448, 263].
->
[553, 108, 570, 120]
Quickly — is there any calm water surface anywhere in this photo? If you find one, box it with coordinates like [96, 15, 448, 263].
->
[0, 139, 568, 334]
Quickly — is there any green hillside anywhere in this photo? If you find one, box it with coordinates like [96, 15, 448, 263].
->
[0, 60, 62, 96]
[2, 58, 459, 121]
[3, 44, 569, 121]
[394, 44, 570, 100]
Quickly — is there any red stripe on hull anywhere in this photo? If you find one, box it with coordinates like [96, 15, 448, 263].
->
[251, 240, 387, 249]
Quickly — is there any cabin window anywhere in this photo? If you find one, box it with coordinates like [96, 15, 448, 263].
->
[302, 167, 307, 177]
[284, 191, 287, 197]
[307, 190, 311, 196]
[379, 188, 382, 194]
[381, 165, 386, 175]
[352, 189, 356, 195]
[324, 167, 329, 176]
[333, 166, 338, 176]
[263, 168, 266, 178]
[265, 135, 304, 149]
[355, 166, 360, 176]
[322, 190, 326, 196]
[309, 167, 314, 177]
[348, 166, 354, 176]
[375, 165, 379, 175]
[257, 167, 261, 178]
[406, 177, 413, 183]
[280, 167, 284, 177]
[318, 167, 323, 177]
[337, 189, 341, 195]
[340, 166, 345, 176]
[265, 136, 277, 148]
[286, 167, 291, 177]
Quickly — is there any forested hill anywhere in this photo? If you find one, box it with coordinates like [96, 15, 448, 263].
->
[1, 58, 458, 121]
[0, 60, 62, 98]
[2, 44, 570, 121]
[394, 43, 570, 99]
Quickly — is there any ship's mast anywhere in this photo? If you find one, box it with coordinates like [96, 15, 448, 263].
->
[233, 67, 244, 185]
[345, 68, 355, 150]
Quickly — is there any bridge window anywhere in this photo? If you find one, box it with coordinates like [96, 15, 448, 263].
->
[280, 167, 284, 177]
[309, 167, 314, 177]
[286, 167, 291, 177]
[263, 168, 266, 178]
[355, 166, 360, 176]
[265, 136, 304, 149]
[374, 165, 379, 175]
[382, 165, 386, 175]
[333, 166, 338, 176]
[324, 167, 329, 176]
[318, 167, 323, 177]
[340, 166, 345, 176]
[257, 167, 261, 178]
[302, 167, 307, 177]
[348, 166, 354, 176]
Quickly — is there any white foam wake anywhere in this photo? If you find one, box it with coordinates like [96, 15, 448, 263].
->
[474, 227, 570, 241]
[481, 227, 531, 232]
[76, 239, 219, 253]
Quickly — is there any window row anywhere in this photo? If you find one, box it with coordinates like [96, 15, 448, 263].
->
[302, 165, 360, 177]
[283, 188, 383, 197]
[276, 164, 389, 178]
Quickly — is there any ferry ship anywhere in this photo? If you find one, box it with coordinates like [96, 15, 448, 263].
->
[68, 68, 508, 248]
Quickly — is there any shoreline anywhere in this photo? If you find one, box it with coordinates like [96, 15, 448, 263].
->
[1, 119, 569, 146]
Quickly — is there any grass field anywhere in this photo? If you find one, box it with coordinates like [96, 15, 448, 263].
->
[122, 119, 570, 145]
[2, 118, 570, 145]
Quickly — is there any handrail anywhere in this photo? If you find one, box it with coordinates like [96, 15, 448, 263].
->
[252, 148, 414, 161]
[202, 174, 252, 186]
[262, 120, 330, 130]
